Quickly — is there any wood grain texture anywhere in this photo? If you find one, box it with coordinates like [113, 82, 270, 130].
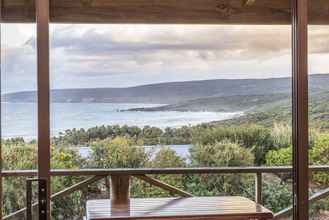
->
[1, 0, 289, 24]
[0, 0, 326, 24]
[3, 165, 329, 177]
[36, 0, 51, 218]
[111, 175, 131, 207]
[292, 0, 309, 219]
[86, 197, 273, 220]
[3, 176, 105, 220]
[133, 175, 193, 197]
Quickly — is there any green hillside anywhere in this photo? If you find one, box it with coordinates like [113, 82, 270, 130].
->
[127, 93, 289, 112]
[216, 91, 329, 130]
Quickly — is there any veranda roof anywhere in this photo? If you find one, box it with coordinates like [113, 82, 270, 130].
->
[0, 0, 327, 24]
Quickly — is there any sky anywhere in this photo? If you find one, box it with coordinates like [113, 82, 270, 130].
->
[1, 24, 329, 93]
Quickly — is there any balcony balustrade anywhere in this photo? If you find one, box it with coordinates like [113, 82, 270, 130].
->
[2, 165, 329, 219]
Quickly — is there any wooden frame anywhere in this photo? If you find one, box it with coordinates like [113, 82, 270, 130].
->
[0, 0, 310, 219]
[3, 166, 328, 219]
[0, 0, 322, 25]
[292, 0, 309, 219]
[36, 0, 51, 218]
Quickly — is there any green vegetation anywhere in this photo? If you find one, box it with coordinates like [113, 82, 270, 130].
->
[52, 125, 193, 146]
[4, 118, 329, 218]
[2, 140, 85, 219]
[89, 137, 148, 168]
[5, 72, 329, 219]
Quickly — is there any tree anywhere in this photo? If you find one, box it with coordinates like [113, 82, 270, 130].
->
[187, 140, 254, 197]
[2, 141, 85, 219]
[89, 137, 148, 168]
[132, 147, 187, 197]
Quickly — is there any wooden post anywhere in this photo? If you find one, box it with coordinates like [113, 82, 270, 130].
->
[105, 176, 110, 198]
[292, 0, 309, 219]
[36, 0, 51, 218]
[255, 173, 262, 204]
[110, 175, 130, 208]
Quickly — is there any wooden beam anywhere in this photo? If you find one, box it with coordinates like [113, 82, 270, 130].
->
[3, 165, 329, 178]
[134, 174, 193, 197]
[1, 0, 328, 25]
[1, 0, 293, 24]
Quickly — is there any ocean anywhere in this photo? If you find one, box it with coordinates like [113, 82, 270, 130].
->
[78, 144, 192, 160]
[1, 102, 241, 139]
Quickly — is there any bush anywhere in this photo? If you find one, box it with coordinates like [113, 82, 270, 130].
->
[132, 147, 187, 197]
[187, 140, 254, 197]
[191, 125, 274, 165]
[266, 146, 292, 166]
[51, 148, 86, 219]
[310, 133, 329, 185]
[150, 146, 186, 168]
[2, 142, 85, 219]
[263, 178, 292, 213]
[89, 137, 149, 168]
[270, 123, 292, 149]
[190, 140, 254, 167]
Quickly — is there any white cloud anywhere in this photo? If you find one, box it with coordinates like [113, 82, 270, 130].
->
[1, 24, 329, 93]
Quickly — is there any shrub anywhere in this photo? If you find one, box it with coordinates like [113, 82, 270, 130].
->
[310, 133, 329, 185]
[263, 178, 292, 213]
[270, 123, 292, 149]
[266, 146, 292, 166]
[190, 140, 254, 167]
[2, 142, 84, 219]
[89, 137, 149, 168]
[132, 147, 187, 197]
[187, 140, 254, 197]
[192, 125, 273, 165]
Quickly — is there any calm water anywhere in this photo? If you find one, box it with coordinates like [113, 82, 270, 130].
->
[78, 144, 192, 160]
[1, 102, 241, 139]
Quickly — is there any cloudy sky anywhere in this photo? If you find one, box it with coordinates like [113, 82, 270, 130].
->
[1, 24, 329, 93]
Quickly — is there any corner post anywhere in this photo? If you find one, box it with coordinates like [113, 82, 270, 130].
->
[292, 0, 309, 219]
[36, 0, 51, 218]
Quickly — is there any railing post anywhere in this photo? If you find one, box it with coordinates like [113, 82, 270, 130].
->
[26, 179, 33, 220]
[255, 172, 262, 204]
[105, 176, 110, 198]
[110, 175, 130, 208]
[26, 178, 48, 220]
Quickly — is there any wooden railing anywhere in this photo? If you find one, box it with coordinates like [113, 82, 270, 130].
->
[2, 165, 329, 219]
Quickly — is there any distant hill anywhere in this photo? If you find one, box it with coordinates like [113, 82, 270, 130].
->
[215, 90, 329, 129]
[3, 74, 329, 107]
[127, 94, 290, 112]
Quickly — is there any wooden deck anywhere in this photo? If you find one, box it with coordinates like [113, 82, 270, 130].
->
[86, 197, 273, 220]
